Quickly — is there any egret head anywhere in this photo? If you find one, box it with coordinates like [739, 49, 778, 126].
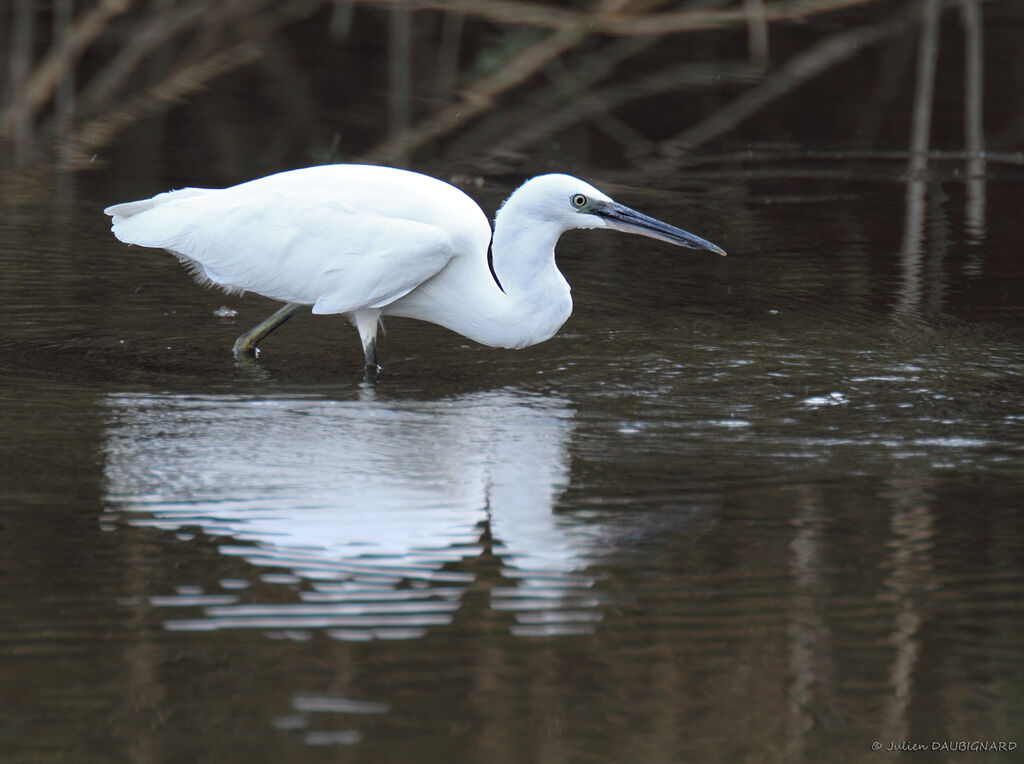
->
[504, 174, 726, 256]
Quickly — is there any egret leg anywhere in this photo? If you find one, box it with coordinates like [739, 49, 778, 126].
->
[232, 302, 304, 357]
[363, 340, 380, 383]
[352, 308, 383, 381]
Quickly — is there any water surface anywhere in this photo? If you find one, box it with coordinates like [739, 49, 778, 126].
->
[2, 3, 1024, 762]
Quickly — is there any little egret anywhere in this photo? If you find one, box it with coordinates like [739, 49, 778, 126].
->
[105, 164, 725, 377]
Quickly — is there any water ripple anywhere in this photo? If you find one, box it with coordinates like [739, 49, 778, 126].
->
[103, 389, 609, 639]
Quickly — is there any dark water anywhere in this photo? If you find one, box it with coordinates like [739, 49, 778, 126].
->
[3, 2, 1024, 763]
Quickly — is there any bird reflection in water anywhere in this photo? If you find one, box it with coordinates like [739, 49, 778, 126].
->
[103, 388, 606, 639]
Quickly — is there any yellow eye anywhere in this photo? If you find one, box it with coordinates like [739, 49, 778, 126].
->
[571, 194, 588, 208]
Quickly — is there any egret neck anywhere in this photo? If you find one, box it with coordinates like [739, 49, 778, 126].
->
[389, 199, 573, 350]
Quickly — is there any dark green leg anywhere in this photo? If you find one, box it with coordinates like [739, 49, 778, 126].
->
[232, 302, 304, 357]
[363, 339, 380, 383]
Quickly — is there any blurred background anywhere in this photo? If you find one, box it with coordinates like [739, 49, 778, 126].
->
[2, 1, 1023, 762]
[2, 0, 1020, 177]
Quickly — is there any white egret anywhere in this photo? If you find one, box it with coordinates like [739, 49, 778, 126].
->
[105, 164, 725, 377]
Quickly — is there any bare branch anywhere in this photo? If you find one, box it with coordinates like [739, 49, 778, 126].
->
[351, 0, 892, 35]
[0, 0, 135, 142]
[65, 41, 264, 166]
[77, 2, 212, 116]
[655, 13, 911, 163]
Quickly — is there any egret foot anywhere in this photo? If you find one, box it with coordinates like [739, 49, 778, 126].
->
[232, 302, 303, 358]
[232, 333, 260, 358]
[363, 363, 382, 383]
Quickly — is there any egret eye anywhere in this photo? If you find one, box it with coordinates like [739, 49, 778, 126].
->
[571, 194, 588, 209]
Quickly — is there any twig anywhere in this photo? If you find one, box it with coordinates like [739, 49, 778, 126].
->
[433, 11, 465, 103]
[960, 0, 983, 159]
[65, 41, 264, 165]
[64, 0, 322, 165]
[907, 0, 940, 176]
[76, 2, 212, 116]
[54, 0, 76, 169]
[353, 0, 582, 32]
[485, 62, 760, 163]
[359, 0, 634, 164]
[0, 0, 135, 142]
[960, 0, 985, 244]
[599, 0, 893, 34]
[446, 34, 658, 162]
[388, 1, 412, 152]
[745, 0, 770, 69]
[6, 0, 36, 160]
[352, 0, 892, 35]
[653, 13, 912, 164]
[897, 0, 941, 316]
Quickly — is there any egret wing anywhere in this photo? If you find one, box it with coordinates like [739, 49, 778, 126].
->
[108, 175, 470, 315]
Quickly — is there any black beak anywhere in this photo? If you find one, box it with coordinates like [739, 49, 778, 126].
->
[591, 200, 726, 256]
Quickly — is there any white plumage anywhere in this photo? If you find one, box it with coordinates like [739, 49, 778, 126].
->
[105, 164, 724, 375]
